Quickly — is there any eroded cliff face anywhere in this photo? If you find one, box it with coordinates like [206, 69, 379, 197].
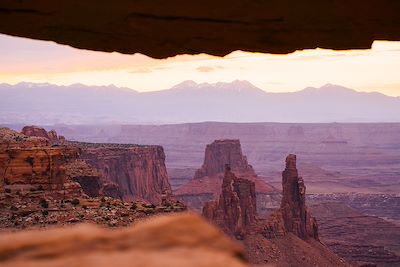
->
[203, 165, 257, 239]
[0, 127, 83, 197]
[79, 143, 172, 203]
[202, 155, 347, 266]
[176, 139, 278, 212]
[280, 154, 318, 240]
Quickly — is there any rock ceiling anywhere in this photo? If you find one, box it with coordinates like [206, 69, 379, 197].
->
[0, 1, 400, 58]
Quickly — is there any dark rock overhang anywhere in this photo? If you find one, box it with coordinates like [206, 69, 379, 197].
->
[0, 1, 400, 58]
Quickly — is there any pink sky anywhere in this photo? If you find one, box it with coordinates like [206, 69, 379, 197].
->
[1, 34, 400, 96]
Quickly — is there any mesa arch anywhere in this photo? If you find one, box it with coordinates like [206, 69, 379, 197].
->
[0, 0, 400, 58]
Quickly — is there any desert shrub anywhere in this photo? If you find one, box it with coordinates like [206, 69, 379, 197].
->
[40, 199, 49, 209]
[42, 210, 49, 216]
[5, 188, 11, 193]
[130, 203, 137, 210]
[71, 198, 80, 206]
[25, 156, 34, 166]
[143, 203, 156, 209]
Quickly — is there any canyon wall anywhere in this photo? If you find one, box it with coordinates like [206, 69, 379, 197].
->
[0, 127, 82, 197]
[79, 143, 172, 203]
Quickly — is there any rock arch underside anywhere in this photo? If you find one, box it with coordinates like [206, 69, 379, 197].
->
[0, 1, 400, 58]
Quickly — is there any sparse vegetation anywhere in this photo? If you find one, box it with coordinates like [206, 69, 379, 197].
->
[71, 198, 80, 206]
[25, 156, 34, 166]
[130, 203, 137, 210]
[40, 199, 49, 209]
[143, 203, 156, 209]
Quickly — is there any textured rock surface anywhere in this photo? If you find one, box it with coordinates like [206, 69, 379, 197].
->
[21, 126, 63, 143]
[0, 1, 400, 58]
[65, 160, 102, 197]
[78, 143, 172, 203]
[176, 139, 277, 212]
[21, 126, 50, 140]
[203, 165, 256, 239]
[0, 128, 82, 196]
[279, 154, 318, 240]
[0, 213, 250, 267]
[202, 155, 348, 266]
[194, 140, 254, 179]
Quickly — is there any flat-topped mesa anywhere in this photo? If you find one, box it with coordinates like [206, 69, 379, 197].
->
[194, 139, 255, 179]
[279, 154, 318, 240]
[203, 165, 257, 239]
[79, 143, 172, 204]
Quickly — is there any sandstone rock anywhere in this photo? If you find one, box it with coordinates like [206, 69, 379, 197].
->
[203, 165, 256, 239]
[21, 126, 64, 143]
[194, 140, 255, 179]
[21, 126, 49, 140]
[0, 127, 82, 197]
[0, 1, 399, 58]
[280, 154, 318, 240]
[176, 139, 277, 212]
[0, 213, 250, 267]
[79, 143, 172, 204]
[65, 160, 102, 197]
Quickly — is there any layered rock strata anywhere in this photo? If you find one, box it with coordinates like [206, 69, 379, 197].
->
[78, 143, 172, 203]
[176, 139, 277, 212]
[0, 127, 82, 197]
[202, 155, 348, 266]
[203, 165, 256, 239]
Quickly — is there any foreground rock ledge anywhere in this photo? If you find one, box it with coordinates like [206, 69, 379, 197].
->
[0, 212, 254, 267]
[0, 1, 400, 58]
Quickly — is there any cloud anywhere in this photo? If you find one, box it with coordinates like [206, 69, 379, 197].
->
[196, 66, 215, 72]
[129, 67, 152, 74]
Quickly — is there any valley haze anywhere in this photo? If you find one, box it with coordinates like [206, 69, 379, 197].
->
[1, 80, 400, 124]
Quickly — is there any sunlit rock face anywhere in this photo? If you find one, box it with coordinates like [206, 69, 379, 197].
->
[0, 127, 83, 197]
[0, 1, 399, 58]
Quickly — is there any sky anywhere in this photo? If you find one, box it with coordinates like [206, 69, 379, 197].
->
[1, 33, 400, 96]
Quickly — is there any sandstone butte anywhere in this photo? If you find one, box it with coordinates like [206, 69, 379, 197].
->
[175, 139, 279, 212]
[0, 212, 255, 267]
[202, 155, 349, 266]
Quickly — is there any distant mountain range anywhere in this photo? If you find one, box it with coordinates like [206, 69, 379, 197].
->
[1, 81, 399, 124]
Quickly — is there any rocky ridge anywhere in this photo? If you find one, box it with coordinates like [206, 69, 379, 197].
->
[202, 154, 347, 266]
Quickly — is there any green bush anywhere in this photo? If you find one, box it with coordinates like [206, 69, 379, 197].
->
[40, 199, 49, 209]
[71, 198, 80, 206]
[130, 203, 137, 210]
